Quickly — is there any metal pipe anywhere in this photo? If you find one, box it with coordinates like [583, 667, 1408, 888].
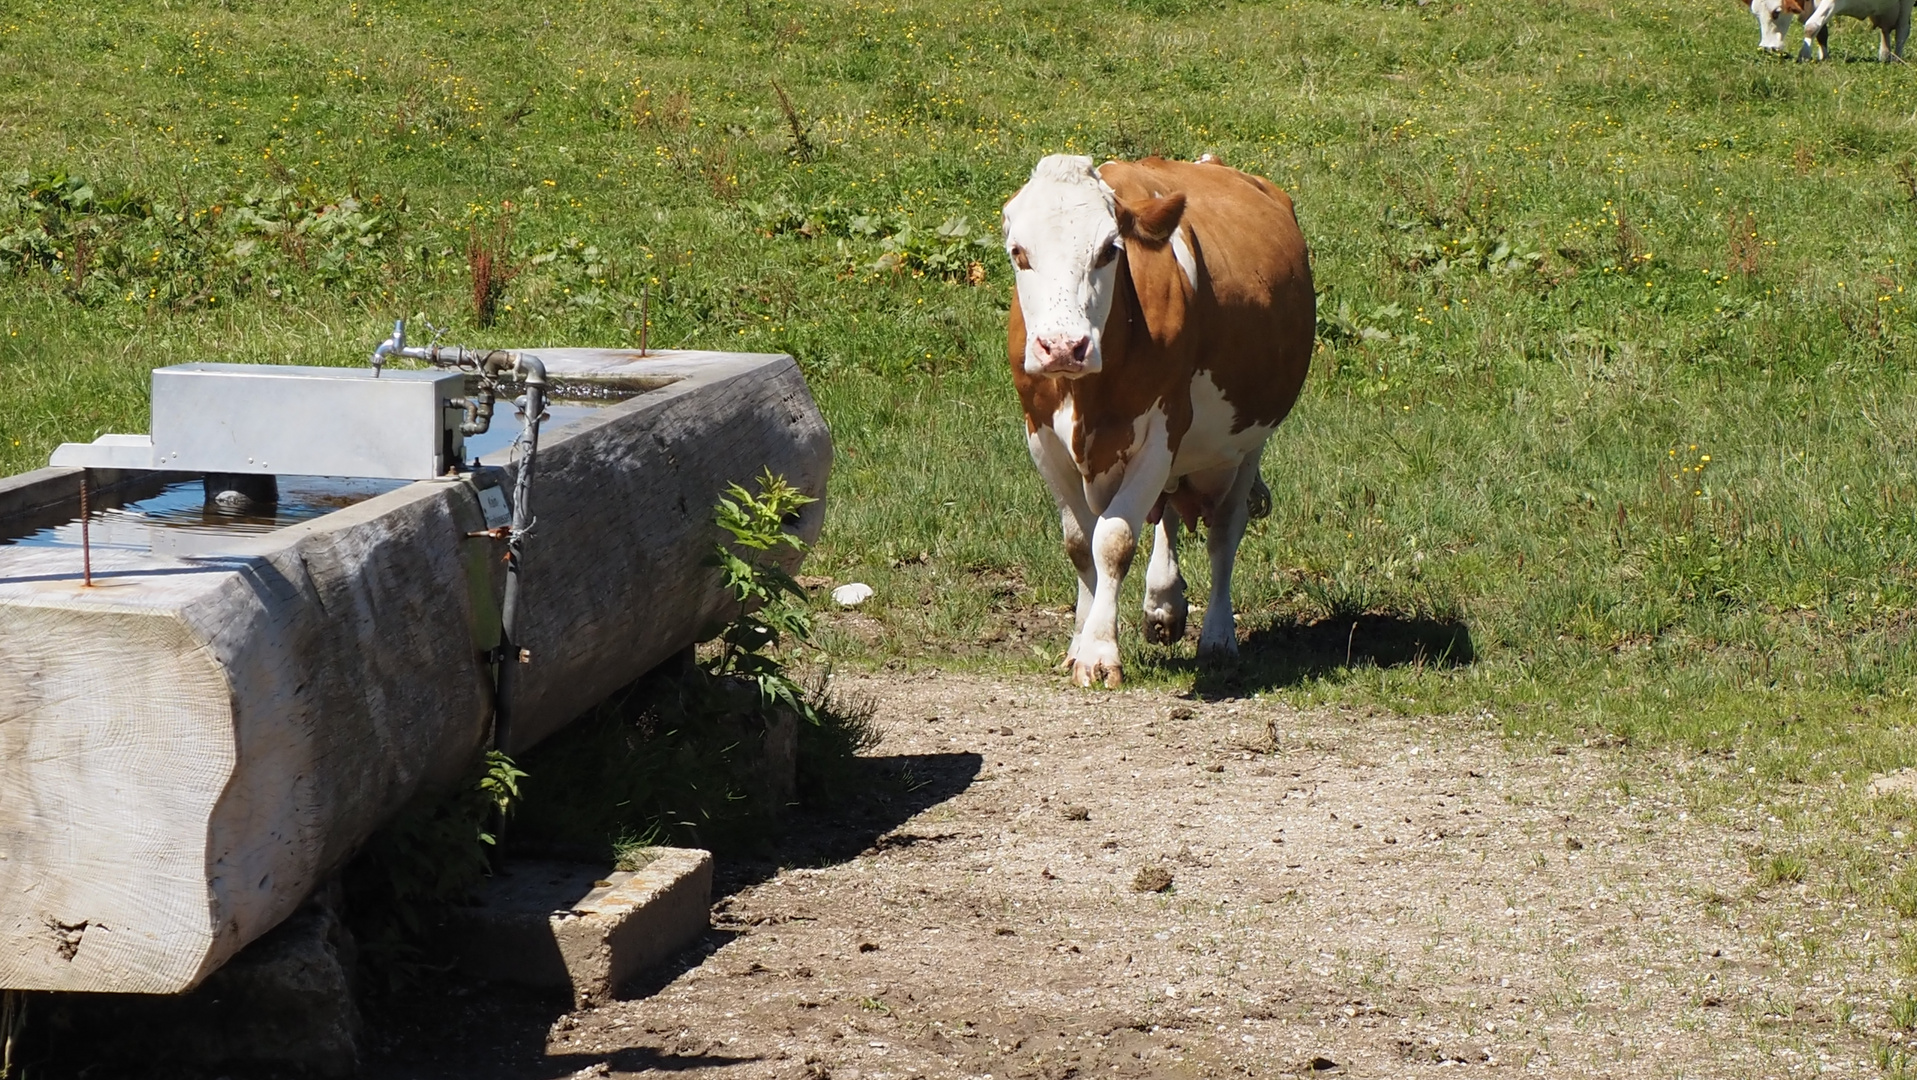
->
[463, 350, 519, 437]
[490, 352, 546, 754]
[367, 319, 547, 749]
[448, 384, 496, 437]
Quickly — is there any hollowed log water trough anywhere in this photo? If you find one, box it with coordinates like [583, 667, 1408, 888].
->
[0, 348, 830, 995]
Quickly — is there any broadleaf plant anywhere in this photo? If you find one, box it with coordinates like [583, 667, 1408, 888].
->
[704, 469, 819, 724]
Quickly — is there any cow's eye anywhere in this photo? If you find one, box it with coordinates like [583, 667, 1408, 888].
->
[1010, 245, 1032, 271]
[1092, 241, 1120, 269]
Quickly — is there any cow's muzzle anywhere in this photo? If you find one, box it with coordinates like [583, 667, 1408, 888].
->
[1033, 332, 1092, 375]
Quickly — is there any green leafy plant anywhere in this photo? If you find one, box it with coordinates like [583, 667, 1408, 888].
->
[0, 170, 397, 307]
[1399, 225, 1541, 278]
[873, 215, 995, 280]
[705, 468, 820, 724]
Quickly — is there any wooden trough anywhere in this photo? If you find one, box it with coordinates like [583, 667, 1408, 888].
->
[0, 350, 830, 995]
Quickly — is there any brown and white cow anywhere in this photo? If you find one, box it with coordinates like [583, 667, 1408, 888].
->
[1745, 0, 1911, 59]
[1002, 154, 1314, 688]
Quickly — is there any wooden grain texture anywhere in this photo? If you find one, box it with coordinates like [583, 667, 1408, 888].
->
[505, 350, 832, 750]
[0, 350, 830, 993]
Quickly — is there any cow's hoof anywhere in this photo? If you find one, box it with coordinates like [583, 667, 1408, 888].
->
[1057, 633, 1086, 672]
[1072, 659, 1123, 689]
[1143, 606, 1187, 645]
[1071, 643, 1123, 688]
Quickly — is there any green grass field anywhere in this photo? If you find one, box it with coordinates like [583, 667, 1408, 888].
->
[4, 2, 1917, 783]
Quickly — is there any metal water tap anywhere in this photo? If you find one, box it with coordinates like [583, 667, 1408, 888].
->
[369, 318, 407, 377]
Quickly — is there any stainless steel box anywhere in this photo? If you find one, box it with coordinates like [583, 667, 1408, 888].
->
[150, 364, 466, 479]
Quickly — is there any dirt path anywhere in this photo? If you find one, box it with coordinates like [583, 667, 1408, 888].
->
[376, 670, 1906, 1079]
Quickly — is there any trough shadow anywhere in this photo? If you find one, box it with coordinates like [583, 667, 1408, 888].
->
[1187, 611, 1475, 699]
[605, 751, 982, 1001]
[705, 750, 984, 903]
[361, 966, 764, 1080]
[359, 751, 981, 1080]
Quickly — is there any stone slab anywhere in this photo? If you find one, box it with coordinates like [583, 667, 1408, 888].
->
[448, 848, 713, 1007]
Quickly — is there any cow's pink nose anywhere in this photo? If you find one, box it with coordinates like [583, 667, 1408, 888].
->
[1037, 333, 1091, 369]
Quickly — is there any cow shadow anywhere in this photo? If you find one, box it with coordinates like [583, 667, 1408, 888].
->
[1160, 610, 1475, 699]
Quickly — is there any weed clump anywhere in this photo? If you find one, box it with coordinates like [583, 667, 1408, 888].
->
[1132, 865, 1175, 893]
[467, 216, 520, 327]
[1754, 851, 1809, 887]
[0, 171, 394, 309]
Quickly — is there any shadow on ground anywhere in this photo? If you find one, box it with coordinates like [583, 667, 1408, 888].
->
[357, 750, 981, 1080]
[1183, 611, 1476, 698]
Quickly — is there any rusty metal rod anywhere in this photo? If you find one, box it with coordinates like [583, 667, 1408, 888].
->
[79, 470, 91, 587]
[638, 282, 651, 357]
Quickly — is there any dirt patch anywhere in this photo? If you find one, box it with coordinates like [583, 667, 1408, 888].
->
[367, 671, 1905, 1078]
[1873, 769, 1917, 800]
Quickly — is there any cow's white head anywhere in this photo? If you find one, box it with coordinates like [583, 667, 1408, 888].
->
[1748, 0, 1804, 51]
[1002, 155, 1185, 378]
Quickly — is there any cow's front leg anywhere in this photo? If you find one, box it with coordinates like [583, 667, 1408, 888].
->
[1143, 505, 1188, 645]
[1059, 508, 1096, 669]
[1075, 427, 1175, 688]
[1197, 451, 1268, 662]
[1801, 19, 1831, 58]
[1801, 1, 1834, 58]
[1030, 429, 1098, 669]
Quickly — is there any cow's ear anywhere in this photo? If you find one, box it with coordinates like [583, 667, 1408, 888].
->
[1115, 192, 1187, 245]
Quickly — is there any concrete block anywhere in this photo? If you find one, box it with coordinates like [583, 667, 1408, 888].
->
[447, 848, 712, 1007]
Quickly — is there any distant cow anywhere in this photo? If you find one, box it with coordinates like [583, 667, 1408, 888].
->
[1746, 0, 1911, 60]
[1002, 154, 1313, 688]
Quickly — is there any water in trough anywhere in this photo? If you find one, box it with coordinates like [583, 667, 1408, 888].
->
[0, 402, 604, 555]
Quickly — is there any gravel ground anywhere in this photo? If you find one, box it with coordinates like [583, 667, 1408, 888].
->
[370, 670, 1909, 1079]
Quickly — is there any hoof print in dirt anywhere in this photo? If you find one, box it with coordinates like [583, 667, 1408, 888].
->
[1132, 865, 1174, 893]
[1060, 805, 1091, 821]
